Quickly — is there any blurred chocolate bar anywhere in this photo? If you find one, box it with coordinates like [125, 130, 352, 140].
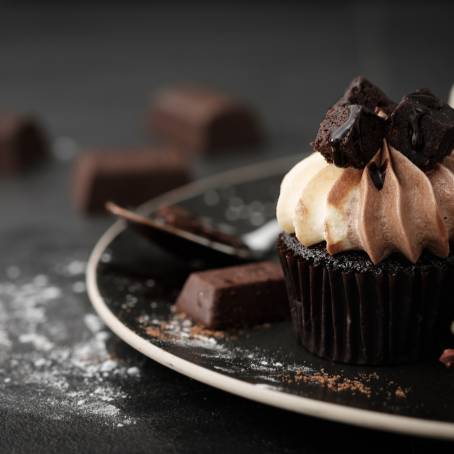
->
[0, 113, 49, 174]
[175, 261, 289, 329]
[149, 86, 264, 152]
[72, 147, 190, 214]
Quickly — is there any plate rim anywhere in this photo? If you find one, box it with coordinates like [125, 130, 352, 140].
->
[86, 155, 454, 441]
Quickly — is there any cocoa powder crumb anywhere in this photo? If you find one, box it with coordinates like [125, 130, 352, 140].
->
[173, 311, 186, 320]
[144, 313, 233, 344]
[145, 327, 162, 338]
[253, 323, 272, 330]
[439, 349, 454, 368]
[190, 325, 225, 339]
[357, 372, 381, 385]
[395, 386, 407, 399]
[292, 369, 372, 397]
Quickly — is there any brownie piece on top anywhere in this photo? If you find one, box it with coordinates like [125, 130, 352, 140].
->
[336, 76, 396, 115]
[313, 77, 394, 168]
[313, 103, 386, 168]
[387, 89, 454, 169]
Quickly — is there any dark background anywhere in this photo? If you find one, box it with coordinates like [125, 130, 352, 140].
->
[0, 1, 453, 452]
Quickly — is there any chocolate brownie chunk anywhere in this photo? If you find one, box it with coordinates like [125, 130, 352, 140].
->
[72, 147, 190, 214]
[175, 261, 289, 329]
[313, 104, 386, 168]
[337, 76, 396, 116]
[149, 86, 264, 153]
[386, 89, 454, 169]
[0, 113, 49, 174]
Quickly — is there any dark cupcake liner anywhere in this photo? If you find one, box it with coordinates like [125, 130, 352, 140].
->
[278, 236, 454, 365]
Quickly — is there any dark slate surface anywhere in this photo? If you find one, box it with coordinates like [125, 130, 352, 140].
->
[0, 2, 453, 452]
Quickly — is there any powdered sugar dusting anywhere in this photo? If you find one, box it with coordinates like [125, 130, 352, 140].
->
[0, 259, 140, 427]
[138, 304, 408, 399]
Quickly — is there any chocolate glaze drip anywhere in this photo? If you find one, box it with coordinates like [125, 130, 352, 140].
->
[315, 100, 386, 169]
[329, 105, 362, 166]
[367, 160, 388, 190]
[406, 103, 432, 171]
[409, 106, 426, 152]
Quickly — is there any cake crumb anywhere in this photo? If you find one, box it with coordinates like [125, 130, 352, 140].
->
[190, 325, 225, 339]
[395, 386, 407, 399]
[145, 327, 161, 338]
[291, 369, 372, 397]
[439, 349, 454, 368]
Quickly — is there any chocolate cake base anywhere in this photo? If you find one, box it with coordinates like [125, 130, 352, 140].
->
[277, 233, 454, 365]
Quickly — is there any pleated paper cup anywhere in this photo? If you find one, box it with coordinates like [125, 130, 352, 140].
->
[278, 233, 454, 365]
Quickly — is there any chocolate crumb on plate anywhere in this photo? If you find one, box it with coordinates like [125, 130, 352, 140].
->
[175, 261, 289, 329]
[439, 348, 454, 368]
[395, 386, 407, 399]
[281, 368, 373, 397]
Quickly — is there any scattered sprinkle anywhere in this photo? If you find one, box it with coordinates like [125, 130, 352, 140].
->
[72, 281, 86, 293]
[395, 386, 407, 399]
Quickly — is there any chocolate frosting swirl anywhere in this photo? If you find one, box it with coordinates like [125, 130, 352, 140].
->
[277, 143, 454, 264]
[356, 141, 449, 263]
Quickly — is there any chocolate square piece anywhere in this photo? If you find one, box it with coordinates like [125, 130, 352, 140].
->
[386, 89, 454, 169]
[313, 104, 386, 168]
[0, 113, 49, 174]
[336, 76, 396, 115]
[175, 261, 289, 329]
[149, 86, 264, 152]
[72, 148, 190, 214]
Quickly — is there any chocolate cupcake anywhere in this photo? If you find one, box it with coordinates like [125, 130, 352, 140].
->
[276, 77, 454, 365]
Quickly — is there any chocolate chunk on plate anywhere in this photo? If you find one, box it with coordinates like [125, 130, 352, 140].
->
[175, 261, 289, 329]
[439, 349, 454, 368]
[149, 86, 264, 153]
[314, 103, 386, 168]
[337, 76, 396, 116]
[72, 147, 190, 214]
[387, 89, 454, 169]
[0, 113, 49, 174]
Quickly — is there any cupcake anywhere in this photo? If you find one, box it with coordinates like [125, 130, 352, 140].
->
[276, 76, 454, 365]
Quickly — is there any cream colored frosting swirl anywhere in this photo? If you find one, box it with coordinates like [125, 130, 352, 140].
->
[277, 142, 454, 264]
